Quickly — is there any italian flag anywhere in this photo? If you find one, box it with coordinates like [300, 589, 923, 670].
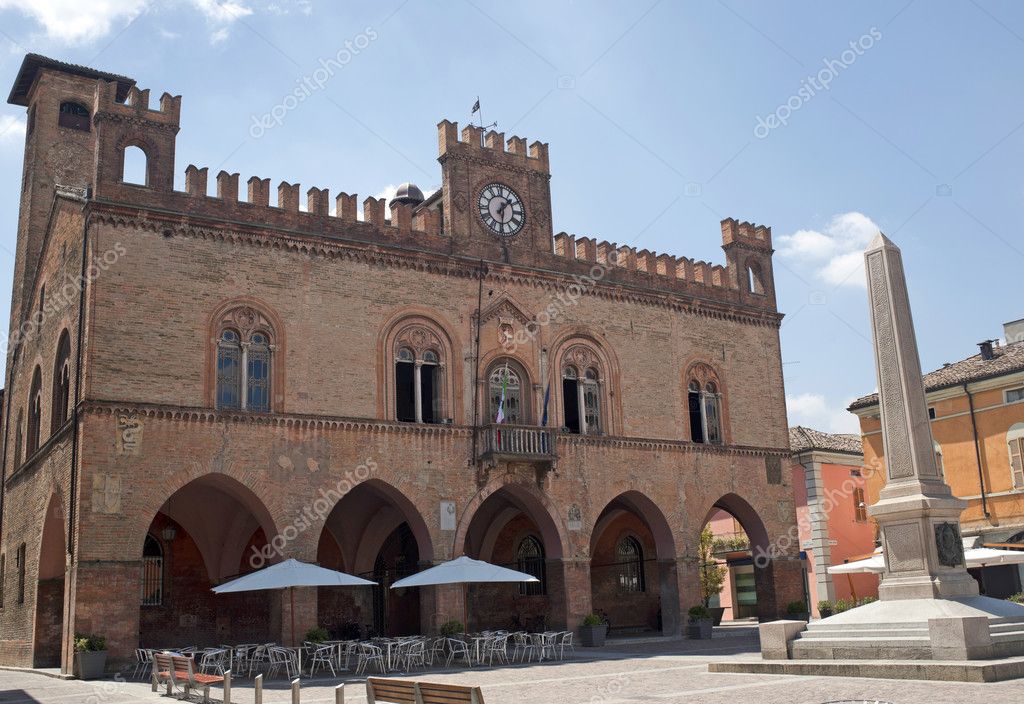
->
[495, 363, 510, 425]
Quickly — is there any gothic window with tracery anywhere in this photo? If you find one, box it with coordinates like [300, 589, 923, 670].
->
[560, 344, 604, 435]
[687, 364, 724, 445]
[393, 323, 446, 424]
[214, 306, 276, 412]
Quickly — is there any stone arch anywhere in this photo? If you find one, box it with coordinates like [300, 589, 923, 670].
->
[454, 478, 567, 561]
[589, 491, 679, 634]
[33, 492, 66, 668]
[377, 307, 462, 423]
[316, 478, 434, 636]
[698, 492, 778, 622]
[453, 478, 569, 631]
[115, 135, 159, 187]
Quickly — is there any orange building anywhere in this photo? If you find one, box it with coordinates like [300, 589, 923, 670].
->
[849, 321, 1024, 598]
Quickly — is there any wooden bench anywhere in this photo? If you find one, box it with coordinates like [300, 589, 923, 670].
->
[366, 677, 485, 704]
[152, 652, 224, 703]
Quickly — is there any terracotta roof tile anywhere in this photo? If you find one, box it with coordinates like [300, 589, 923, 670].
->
[849, 340, 1024, 411]
[789, 426, 863, 455]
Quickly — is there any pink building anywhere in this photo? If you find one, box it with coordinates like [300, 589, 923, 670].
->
[790, 426, 877, 615]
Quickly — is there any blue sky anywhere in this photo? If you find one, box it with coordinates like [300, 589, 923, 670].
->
[0, 0, 1020, 434]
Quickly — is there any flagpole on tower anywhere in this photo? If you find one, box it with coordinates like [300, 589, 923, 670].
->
[471, 97, 496, 145]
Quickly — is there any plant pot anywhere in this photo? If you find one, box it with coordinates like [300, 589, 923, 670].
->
[580, 624, 607, 647]
[819, 608, 833, 619]
[708, 607, 726, 626]
[685, 618, 713, 639]
[75, 650, 107, 680]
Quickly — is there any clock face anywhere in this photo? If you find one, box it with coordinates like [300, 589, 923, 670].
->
[478, 183, 525, 237]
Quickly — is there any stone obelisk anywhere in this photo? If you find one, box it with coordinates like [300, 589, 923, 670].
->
[865, 233, 979, 600]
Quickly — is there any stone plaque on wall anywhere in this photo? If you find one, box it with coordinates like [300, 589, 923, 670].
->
[567, 504, 582, 531]
[91, 474, 121, 514]
[765, 456, 782, 485]
[935, 522, 965, 567]
[116, 413, 143, 455]
[440, 500, 456, 531]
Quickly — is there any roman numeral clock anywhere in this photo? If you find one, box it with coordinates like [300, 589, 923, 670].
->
[478, 183, 525, 237]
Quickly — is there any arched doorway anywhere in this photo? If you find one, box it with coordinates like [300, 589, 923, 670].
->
[700, 493, 786, 622]
[139, 475, 278, 647]
[458, 484, 566, 632]
[33, 494, 66, 667]
[589, 492, 677, 635]
[316, 480, 432, 637]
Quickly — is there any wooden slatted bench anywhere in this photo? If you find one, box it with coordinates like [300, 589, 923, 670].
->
[366, 676, 485, 704]
[151, 652, 224, 703]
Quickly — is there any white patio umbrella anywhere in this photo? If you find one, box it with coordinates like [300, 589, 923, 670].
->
[212, 558, 376, 645]
[827, 547, 1024, 575]
[390, 555, 539, 631]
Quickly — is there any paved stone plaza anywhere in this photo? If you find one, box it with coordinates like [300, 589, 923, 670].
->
[1, 632, 1022, 704]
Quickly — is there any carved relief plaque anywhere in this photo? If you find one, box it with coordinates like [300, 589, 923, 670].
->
[883, 523, 925, 572]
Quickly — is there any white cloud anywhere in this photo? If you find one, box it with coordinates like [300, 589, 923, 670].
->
[0, 114, 27, 144]
[786, 392, 860, 434]
[209, 26, 231, 43]
[778, 212, 881, 288]
[375, 184, 400, 206]
[0, 0, 149, 44]
[0, 0, 254, 45]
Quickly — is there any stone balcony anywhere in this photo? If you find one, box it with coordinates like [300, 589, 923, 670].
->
[478, 424, 557, 464]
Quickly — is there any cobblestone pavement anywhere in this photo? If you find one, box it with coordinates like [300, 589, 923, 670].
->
[1, 633, 1022, 704]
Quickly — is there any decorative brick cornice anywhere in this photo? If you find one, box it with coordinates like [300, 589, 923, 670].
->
[81, 399, 789, 458]
[86, 204, 784, 329]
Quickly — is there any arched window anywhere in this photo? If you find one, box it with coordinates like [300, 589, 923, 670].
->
[122, 145, 148, 186]
[214, 307, 276, 413]
[687, 365, 725, 445]
[747, 261, 764, 294]
[13, 409, 23, 468]
[516, 536, 546, 595]
[488, 363, 524, 425]
[1008, 423, 1024, 489]
[141, 534, 163, 606]
[216, 329, 242, 410]
[247, 332, 271, 412]
[616, 536, 645, 593]
[51, 331, 71, 432]
[26, 366, 42, 455]
[558, 342, 609, 435]
[391, 320, 449, 424]
[58, 101, 90, 131]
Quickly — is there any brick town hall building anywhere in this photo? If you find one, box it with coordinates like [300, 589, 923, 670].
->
[0, 55, 802, 672]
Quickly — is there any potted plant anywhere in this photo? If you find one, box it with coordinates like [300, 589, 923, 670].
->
[439, 619, 465, 637]
[698, 528, 728, 625]
[1008, 593, 1024, 605]
[817, 600, 834, 618]
[686, 605, 713, 639]
[579, 613, 608, 647]
[305, 626, 329, 644]
[74, 634, 107, 680]
[786, 600, 809, 621]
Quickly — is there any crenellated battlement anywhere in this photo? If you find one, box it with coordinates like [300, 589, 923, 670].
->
[721, 217, 772, 251]
[95, 79, 181, 127]
[173, 163, 446, 239]
[437, 120, 549, 172]
[552, 224, 757, 294]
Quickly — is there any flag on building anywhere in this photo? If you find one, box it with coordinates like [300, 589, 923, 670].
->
[541, 379, 551, 427]
[495, 363, 509, 424]
[471, 99, 480, 114]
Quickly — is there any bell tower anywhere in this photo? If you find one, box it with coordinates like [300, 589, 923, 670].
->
[6, 55, 134, 333]
[436, 120, 553, 258]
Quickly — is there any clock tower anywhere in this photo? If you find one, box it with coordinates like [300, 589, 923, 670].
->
[437, 120, 553, 258]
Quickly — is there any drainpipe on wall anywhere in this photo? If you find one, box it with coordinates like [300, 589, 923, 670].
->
[962, 382, 991, 520]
